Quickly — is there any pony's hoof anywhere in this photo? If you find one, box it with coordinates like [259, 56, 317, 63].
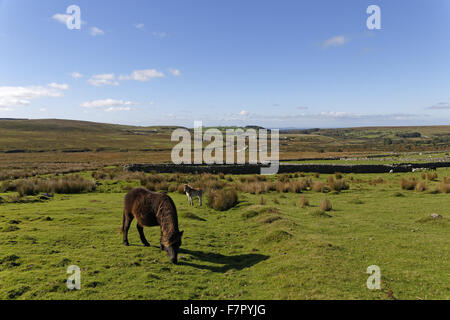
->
[143, 243, 150, 247]
[123, 241, 129, 246]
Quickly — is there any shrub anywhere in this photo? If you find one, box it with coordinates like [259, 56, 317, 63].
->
[312, 181, 326, 193]
[13, 175, 96, 196]
[426, 172, 438, 181]
[177, 184, 185, 194]
[415, 181, 427, 192]
[206, 188, 238, 211]
[329, 179, 349, 192]
[155, 182, 169, 192]
[277, 174, 290, 183]
[299, 196, 309, 208]
[437, 182, 450, 194]
[288, 181, 305, 193]
[168, 184, 178, 193]
[319, 198, 332, 211]
[400, 178, 417, 190]
[275, 182, 290, 193]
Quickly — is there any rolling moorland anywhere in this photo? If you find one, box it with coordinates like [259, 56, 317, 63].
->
[0, 119, 449, 299]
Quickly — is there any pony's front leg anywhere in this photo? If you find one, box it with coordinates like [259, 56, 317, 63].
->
[137, 224, 150, 247]
[160, 232, 165, 251]
[198, 195, 202, 206]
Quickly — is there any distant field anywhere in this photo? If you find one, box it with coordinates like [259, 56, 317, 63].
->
[0, 119, 449, 178]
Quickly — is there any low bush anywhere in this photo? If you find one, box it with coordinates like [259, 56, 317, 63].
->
[299, 196, 309, 208]
[319, 198, 332, 211]
[206, 188, 238, 211]
[400, 178, 417, 190]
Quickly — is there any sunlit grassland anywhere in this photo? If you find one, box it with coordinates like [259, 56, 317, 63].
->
[0, 169, 448, 300]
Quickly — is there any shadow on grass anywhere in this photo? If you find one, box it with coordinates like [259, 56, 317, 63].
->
[178, 248, 269, 273]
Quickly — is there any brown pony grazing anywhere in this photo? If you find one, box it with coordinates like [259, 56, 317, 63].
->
[121, 187, 183, 264]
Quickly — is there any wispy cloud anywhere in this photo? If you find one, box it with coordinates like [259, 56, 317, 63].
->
[87, 74, 119, 87]
[70, 72, 83, 79]
[119, 69, 164, 82]
[52, 13, 86, 26]
[134, 23, 145, 29]
[152, 31, 168, 39]
[169, 68, 181, 76]
[239, 110, 249, 116]
[52, 13, 71, 25]
[48, 82, 69, 90]
[89, 27, 105, 36]
[0, 84, 68, 108]
[80, 99, 135, 109]
[427, 102, 450, 110]
[105, 107, 133, 112]
[322, 35, 349, 48]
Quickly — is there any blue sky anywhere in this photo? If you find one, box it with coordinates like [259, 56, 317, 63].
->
[0, 0, 449, 128]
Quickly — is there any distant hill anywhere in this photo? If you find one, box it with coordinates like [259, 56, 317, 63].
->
[0, 119, 449, 154]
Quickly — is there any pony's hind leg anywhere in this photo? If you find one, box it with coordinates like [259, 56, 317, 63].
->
[137, 223, 150, 247]
[198, 195, 202, 206]
[122, 211, 133, 246]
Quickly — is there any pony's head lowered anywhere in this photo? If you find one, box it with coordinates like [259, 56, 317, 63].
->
[165, 230, 184, 264]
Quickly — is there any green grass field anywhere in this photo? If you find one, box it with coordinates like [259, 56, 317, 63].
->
[1, 169, 448, 300]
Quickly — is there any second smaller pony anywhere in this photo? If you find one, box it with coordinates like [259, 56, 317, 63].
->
[184, 184, 203, 206]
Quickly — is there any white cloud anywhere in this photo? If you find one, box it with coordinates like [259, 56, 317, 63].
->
[70, 72, 83, 79]
[152, 31, 168, 38]
[52, 13, 71, 25]
[169, 68, 181, 76]
[90, 27, 105, 36]
[427, 102, 450, 110]
[87, 74, 119, 87]
[52, 13, 86, 26]
[322, 35, 349, 48]
[48, 82, 69, 90]
[39, 108, 47, 112]
[134, 23, 145, 29]
[239, 110, 249, 116]
[119, 69, 164, 82]
[80, 99, 135, 109]
[105, 107, 133, 112]
[0, 84, 67, 108]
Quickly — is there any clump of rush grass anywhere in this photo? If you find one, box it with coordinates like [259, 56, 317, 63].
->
[437, 182, 450, 194]
[414, 181, 427, 192]
[319, 198, 333, 211]
[312, 181, 326, 193]
[299, 196, 309, 208]
[12, 175, 96, 196]
[206, 188, 238, 211]
[400, 178, 417, 190]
